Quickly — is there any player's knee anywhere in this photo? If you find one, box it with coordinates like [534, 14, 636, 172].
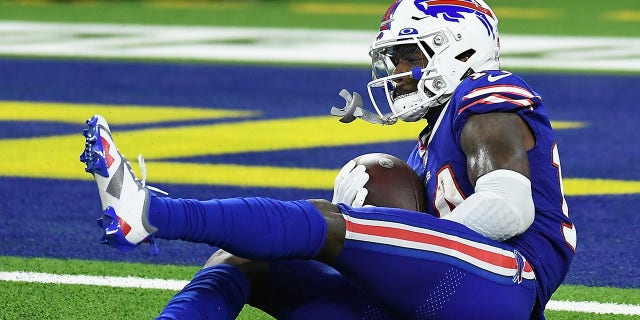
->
[203, 249, 270, 290]
[203, 249, 251, 269]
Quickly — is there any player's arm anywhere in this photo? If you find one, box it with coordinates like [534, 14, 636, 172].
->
[462, 112, 534, 183]
[444, 112, 536, 241]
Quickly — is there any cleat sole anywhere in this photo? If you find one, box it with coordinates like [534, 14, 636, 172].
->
[79, 115, 109, 178]
[98, 207, 137, 252]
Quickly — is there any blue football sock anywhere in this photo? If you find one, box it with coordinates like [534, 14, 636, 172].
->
[148, 196, 327, 260]
[156, 264, 249, 320]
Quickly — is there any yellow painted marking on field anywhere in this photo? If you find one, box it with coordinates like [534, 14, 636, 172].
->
[144, 167, 640, 193]
[0, 115, 421, 183]
[0, 101, 258, 124]
[289, 4, 561, 19]
[0, 102, 597, 190]
[12, 0, 96, 5]
[149, 1, 250, 9]
[9, 142, 636, 192]
[11, 0, 49, 5]
[551, 121, 587, 129]
[603, 11, 640, 22]
[94, 116, 422, 159]
[290, 3, 386, 15]
[493, 7, 562, 19]
[144, 162, 336, 189]
[564, 178, 640, 196]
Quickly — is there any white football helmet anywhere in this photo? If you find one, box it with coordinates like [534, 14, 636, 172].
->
[366, 0, 500, 123]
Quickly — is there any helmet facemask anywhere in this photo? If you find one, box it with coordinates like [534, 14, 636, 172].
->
[361, 0, 500, 125]
[367, 33, 457, 123]
[367, 30, 478, 122]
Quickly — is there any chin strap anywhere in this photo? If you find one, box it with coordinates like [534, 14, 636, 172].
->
[330, 89, 397, 125]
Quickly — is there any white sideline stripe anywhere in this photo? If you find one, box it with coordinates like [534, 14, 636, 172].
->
[546, 300, 640, 315]
[1, 271, 639, 315]
[0, 22, 639, 71]
[0, 271, 188, 291]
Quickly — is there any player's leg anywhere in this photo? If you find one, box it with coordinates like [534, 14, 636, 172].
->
[156, 263, 250, 320]
[200, 249, 394, 320]
[147, 196, 344, 262]
[250, 261, 394, 320]
[81, 115, 533, 318]
[80, 115, 343, 262]
[147, 196, 535, 318]
[332, 205, 537, 319]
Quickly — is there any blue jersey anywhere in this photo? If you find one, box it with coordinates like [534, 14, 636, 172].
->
[407, 70, 576, 310]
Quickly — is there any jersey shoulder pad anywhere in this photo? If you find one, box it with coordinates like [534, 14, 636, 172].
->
[452, 70, 541, 115]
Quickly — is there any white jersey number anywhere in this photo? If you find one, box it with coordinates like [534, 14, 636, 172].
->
[433, 164, 466, 218]
[432, 143, 577, 251]
[553, 142, 577, 251]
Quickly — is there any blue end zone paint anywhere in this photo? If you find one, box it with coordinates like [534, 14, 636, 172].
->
[0, 122, 80, 139]
[566, 195, 640, 288]
[0, 58, 371, 118]
[163, 142, 417, 169]
[0, 177, 332, 266]
[524, 73, 640, 181]
[0, 58, 639, 287]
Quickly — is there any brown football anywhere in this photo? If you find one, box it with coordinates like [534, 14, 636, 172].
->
[353, 153, 427, 213]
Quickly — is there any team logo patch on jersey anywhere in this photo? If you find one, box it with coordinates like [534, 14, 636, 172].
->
[415, 0, 496, 37]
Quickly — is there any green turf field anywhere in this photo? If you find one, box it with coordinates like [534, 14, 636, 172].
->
[2, 256, 640, 319]
[1, 1, 639, 319]
[1, 0, 639, 37]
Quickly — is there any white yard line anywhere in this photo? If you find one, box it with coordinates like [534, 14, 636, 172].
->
[546, 300, 640, 316]
[0, 21, 639, 71]
[0, 270, 188, 290]
[1, 270, 639, 316]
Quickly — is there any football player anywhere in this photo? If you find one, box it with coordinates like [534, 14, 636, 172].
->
[82, 0, 576, 319]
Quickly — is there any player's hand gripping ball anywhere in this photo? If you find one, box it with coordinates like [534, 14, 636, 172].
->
[354, 153, 427, 212]
[332, 153, 427, 212]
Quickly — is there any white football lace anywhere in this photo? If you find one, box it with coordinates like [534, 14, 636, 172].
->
[137, 154, 169, 195]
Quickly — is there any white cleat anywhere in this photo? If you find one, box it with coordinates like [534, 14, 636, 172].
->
[80, 115, 157, 252]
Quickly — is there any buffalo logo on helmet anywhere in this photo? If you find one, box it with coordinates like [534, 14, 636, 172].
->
[415, 0, 496, 38]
